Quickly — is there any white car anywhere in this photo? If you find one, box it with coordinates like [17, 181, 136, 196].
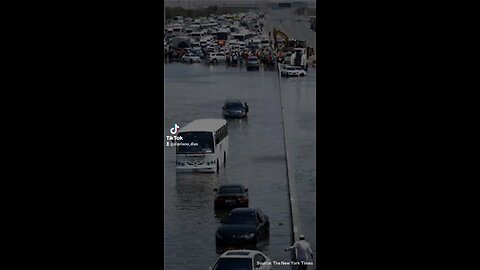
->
[281, 65, 306, 77]
[181, 53, 201, 63]
[293, 66, 307, 76]
[209, 250, 272, 270]
[208, 52, 227, 63]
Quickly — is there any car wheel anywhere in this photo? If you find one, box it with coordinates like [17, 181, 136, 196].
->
[300, 73, 305, 77]
[213, 59, 217, 64]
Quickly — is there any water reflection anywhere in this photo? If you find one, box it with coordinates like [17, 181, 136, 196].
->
[226, 117, 249, 130]
[175, 173, 218, 210]
[165, 61, 301, 269]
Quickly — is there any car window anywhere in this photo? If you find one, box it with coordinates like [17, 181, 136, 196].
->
[254, 254, 266, 268]
[225, 103, 244, 110]
[225, 212, 257, 225]
[219, 186, 243, 194]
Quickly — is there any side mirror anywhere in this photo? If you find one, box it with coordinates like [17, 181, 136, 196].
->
[213, 188, 218, 192]
[245, 188, 248, 192]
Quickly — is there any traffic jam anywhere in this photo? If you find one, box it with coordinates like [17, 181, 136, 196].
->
[164, 12, 315, 77]
[165, 11, 315, 270]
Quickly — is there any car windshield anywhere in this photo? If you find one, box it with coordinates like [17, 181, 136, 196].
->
[224, 212, 257, 225]
[219, 186, 243, 194]
[213, 258, 252, 270]
[176, 132, 214, 154]
[295, 67, 303, 70]
[225, 103, 243, 110]
[287, 67, 295, 70]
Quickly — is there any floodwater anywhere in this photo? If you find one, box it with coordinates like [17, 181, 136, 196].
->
[165, 63, 293, 269]
[280, 70, 317, 265]
[164, 13, 316, 269]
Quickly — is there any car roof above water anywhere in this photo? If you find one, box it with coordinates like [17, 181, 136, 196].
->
[220, 184, 244, 188]
[230, 208, 258, 214]
[221, 250, 260, 258]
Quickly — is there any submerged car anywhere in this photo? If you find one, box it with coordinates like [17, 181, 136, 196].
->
[209, 250, 272, 270]
[181, 53, 201, 63]
[222, 99, 249, 118]
[293, 66, 307, 76]
[209, 52, 227, 63]
[246, 56, 260, 70]
[214, 185, 249, 209]
[216, 208, 270, 247]
[281, 65, 306, 77]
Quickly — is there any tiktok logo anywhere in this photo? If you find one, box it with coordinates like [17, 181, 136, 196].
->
[170, 124, 180, 134]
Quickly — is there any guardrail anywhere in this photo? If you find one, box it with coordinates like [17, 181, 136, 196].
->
[276, 62, 301, 252]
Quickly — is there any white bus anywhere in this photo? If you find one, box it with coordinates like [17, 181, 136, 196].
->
[176, 119, 228, 173]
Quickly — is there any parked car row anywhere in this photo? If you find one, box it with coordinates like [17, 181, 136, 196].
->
[212, 99, 271, 269]
[213, 185, 271, 268]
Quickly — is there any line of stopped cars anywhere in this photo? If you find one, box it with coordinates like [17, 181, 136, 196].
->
[212, 184, 272, 270]
[213, 100, 272, 269]
[216, 100, 269, 270]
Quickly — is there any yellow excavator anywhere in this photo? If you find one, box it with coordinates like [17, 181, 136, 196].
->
[273, 28, 309, 51]
[272, 28, 289, 50]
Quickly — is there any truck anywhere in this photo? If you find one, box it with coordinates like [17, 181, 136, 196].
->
[290, 48, 308, 69]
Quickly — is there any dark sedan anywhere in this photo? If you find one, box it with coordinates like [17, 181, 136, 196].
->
[214, 185, 249, 209]
[216, 208, 270, 248]
[222, 99, 249, 118]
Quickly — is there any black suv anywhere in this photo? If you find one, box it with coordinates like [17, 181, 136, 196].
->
[222, 99, 249, 118]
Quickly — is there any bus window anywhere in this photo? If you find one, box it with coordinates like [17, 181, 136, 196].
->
[177, 132, 214, 154]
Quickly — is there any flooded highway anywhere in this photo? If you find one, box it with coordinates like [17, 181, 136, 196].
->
[281, 71, 317, 266]
[264, 9, 317, 264]
[164, 9, 316, 270]
[165, 63, 293, 269]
